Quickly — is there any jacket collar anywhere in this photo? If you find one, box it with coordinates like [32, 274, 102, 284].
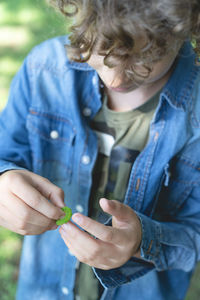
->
[66, 42, 200, 111]
[66, 59, 94, 71]
[161, 42, 200, 111]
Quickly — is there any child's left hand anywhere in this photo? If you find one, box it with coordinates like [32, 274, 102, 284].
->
[59, 198, 142, 270]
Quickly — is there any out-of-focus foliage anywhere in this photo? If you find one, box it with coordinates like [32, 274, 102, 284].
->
[0, 0, 68, 111]
[0, 0, 68, 299]
[0, 228, 22, 300]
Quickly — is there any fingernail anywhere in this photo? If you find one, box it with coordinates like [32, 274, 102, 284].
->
[72, 213, 82, 224]
[61, 222, 71, 232]
[100, 198, 108, 204]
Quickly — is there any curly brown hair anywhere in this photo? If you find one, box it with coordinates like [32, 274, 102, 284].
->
[48, 0, 200, 81]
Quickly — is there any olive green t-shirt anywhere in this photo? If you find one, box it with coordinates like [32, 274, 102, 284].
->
[74, 92, 160, 300]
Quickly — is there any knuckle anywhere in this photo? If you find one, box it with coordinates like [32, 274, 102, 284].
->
[5, 171, 23, 187]
[21, 210, 31, 224]
[103, 229, 113, 242]
[41, 176, 50, 184]
[17, 218, 28, 231]
[30, 195, 41, 207]
[56, 187, 64, 198]
[6, 170, 17, 180]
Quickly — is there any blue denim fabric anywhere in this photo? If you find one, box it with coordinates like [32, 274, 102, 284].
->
[0, 36, 200, 300]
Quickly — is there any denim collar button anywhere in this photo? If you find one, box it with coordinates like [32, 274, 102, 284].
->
[61, 287, 69, 295]
[50, 130, 59, 139]
[83, 107, 92, 117]
[81, 155, 90, 165]
[76, 204, 84, 213]
[92, 75, 97, 85]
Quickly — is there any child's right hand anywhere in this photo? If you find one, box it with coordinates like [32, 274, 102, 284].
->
[0, 169, 66, 235]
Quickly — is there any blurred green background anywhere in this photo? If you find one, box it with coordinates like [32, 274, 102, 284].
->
[0, 0, 67, 299]
[0, 0, 200, 299]
[0, 0, 67, 110]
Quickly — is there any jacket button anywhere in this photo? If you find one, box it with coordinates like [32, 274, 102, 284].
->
[92, 75, 97, 85]
[50, 130, 59, 139]
[81, 155, 90, 165]
[76, 204, 84, 213]
[61, 287, 69, 295]
[83, 107, 92, 117]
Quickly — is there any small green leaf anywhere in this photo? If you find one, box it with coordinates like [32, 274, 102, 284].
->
[56, 206, 72, 225]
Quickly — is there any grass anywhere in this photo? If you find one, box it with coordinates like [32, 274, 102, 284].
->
[0, 0, 200, 299]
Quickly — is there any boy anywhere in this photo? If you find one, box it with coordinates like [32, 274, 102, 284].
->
[1, 0, 200, 299]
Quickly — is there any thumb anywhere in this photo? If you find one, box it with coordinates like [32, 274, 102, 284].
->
[99, 198, 136, 228]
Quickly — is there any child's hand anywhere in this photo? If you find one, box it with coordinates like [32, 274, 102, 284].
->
[0, 169, 66, 235]
[59, 198, 142, 270]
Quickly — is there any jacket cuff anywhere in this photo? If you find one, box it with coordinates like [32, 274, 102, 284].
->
[137, 212, 161, 259]
[92, 214, 155, 288]
[93, 256, 154, 288]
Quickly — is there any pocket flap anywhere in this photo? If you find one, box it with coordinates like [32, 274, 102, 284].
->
[27, 109, 76, 144]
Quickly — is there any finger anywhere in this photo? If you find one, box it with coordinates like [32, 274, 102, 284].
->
[7, 192, 57, 228]
[61, 237, 112, 270]
[0, 202, 56, 235]
[59, 223, 116, 269]
[99, 198, 135, 225]
[10, 174, 65, 220]
[72, 213, 126, 244]
[100, 199, 142, 255]
[61, 221, 99, 249]
[28, 172, 65, 208]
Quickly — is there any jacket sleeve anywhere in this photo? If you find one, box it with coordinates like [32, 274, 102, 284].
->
[0, 56, 32, 173]
[93, 153, 200, 288]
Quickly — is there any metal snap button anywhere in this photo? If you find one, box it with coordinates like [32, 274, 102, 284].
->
[61, 287, 69, 295]
[83, 107, 92, 117]
[92, 75, 97, 85]
[81, 155, 90, 165]
[50, 130, 59, 139]
[76, 204, 84, 213]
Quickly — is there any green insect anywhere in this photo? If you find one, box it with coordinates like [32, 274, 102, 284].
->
[56, 206, 72, 225]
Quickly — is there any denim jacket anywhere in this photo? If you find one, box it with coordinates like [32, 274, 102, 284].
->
[0, 36, 200, 300]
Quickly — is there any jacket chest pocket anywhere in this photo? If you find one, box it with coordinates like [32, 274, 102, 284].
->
[26, 109, 76, 183]
[154, 156, 200, 220]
